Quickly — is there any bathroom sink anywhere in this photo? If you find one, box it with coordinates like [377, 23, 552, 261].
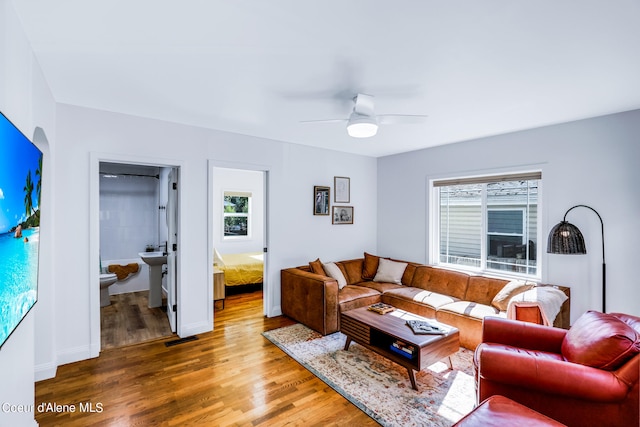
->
[138, 251, 167, 266]
[139, 252, 167, 308]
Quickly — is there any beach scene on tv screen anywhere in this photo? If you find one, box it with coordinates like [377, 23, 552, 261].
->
[0, 114, 42, 348]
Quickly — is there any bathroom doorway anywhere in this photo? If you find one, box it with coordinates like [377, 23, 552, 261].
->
[95, 160, 179, 350]
[210, 165, 268, 318]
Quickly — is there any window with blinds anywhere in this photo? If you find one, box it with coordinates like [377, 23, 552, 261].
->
[433, 172, 540, 277]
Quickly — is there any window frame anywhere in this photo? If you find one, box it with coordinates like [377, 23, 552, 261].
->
[223, 191, 252, 240]
[429, 171, 542, 280]
[487, 208, 526, 246]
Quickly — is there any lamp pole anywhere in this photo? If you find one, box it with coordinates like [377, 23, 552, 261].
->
[563, 205, 606, 313]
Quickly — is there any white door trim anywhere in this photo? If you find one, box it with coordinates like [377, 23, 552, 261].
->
[89, 152, 185, 357]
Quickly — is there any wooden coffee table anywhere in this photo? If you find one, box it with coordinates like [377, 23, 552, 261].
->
[340, 306, 460, 390]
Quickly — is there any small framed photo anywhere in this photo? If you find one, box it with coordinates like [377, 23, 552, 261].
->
[332, 206, 354, 224]
[334, 176, 350, 203]
[314, 186, 330, 215]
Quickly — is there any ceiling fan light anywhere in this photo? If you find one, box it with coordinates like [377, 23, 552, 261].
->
[347, 116, 378, 138]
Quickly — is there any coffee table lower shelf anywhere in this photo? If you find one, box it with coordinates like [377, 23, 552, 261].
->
[341, 307, 460, 391]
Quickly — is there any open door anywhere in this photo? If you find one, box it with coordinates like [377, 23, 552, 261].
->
[166, 168, 178, 332]
[211, 166, 267, 317]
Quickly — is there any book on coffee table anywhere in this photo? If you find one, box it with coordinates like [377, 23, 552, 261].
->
[368, 303, 395, 314]
[389, 339, 417, 359]
[406, 319, 446, 335]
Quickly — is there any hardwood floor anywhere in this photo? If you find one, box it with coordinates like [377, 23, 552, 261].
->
[101, 291, 173, 350]
[36, 291, 377, 426]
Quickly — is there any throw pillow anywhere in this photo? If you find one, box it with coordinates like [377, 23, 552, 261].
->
[309, 258, 324, 275]
[322, 262, 348, 289]
[491, 280, 535, 311]
[373, 258, 408, 284]
[561, 310, 640, 371]
[362, 252, 380, 280]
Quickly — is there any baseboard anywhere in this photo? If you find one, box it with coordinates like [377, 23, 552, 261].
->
[90, 341, 100, 358]
[269, 304, 282, 317]
[56, 344, 95, 367]
[34, 361, 57, 382]
[179, 321, 212, 338]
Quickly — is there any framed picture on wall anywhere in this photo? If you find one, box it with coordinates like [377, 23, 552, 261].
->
[314, 186, 330, 215]
[334, 176, 350, 203]
[332, 206, 353, 224]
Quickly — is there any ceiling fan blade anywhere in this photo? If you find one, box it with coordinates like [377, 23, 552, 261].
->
[300, 118, 348, 124]
[378, 114, 428, 125]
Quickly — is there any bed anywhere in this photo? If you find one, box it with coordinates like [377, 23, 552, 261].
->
[214, 250, 264, 286]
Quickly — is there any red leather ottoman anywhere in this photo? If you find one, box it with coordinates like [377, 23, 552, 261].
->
[454, 395, 566, 426]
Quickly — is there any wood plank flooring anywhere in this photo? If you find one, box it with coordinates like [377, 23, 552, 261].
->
[101, 291, 173, 350]
[36, 291, 377, 426]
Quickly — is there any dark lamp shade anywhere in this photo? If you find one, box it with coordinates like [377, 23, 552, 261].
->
[547, 221, 587, 254]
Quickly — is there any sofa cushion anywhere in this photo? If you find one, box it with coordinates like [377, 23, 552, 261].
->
[373, 258, 408, 284]
[322, 262, 347, 289]
[391, 260, 420, 286]
[438, 301, 502, 321]
[437, 302, 505, 349]
[338, 285, 381, 312]
[466, 276, 511, 306]
[491, 280, 535, 311]
[337, 258, 365, 285]
[384, 286, 458, 309]
[613, 312, 640, 334]
[359, 280, 403, 293]
[410, 266, 469, 300]
[362, 252, 380, 280]
[561, 310, 640, 370]
[309, 258, 325, 275]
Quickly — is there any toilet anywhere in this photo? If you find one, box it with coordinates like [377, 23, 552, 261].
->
[99, 273, 118, 307]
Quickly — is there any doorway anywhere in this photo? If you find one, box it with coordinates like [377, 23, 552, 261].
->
[90, 155, 182, 356]
[210, 165, 268, 318]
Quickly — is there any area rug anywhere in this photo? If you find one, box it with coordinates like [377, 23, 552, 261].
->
[262, 323, 476, 426]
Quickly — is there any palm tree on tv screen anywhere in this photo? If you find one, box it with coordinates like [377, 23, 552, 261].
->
[23, 169, 34, 220]
[35, 156, 42, 207]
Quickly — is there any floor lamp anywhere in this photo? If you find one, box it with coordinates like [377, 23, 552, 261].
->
[547, 205, 606, 313]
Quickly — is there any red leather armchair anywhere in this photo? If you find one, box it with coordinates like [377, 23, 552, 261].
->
[474, 312, 640, 427]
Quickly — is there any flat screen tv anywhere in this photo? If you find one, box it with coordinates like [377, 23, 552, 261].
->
[0, 111, 42, 350]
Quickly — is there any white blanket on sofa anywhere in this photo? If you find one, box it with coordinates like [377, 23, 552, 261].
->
[507, 286, 568, 326]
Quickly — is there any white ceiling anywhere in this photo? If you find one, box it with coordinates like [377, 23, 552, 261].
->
[13, 0, 640, 157]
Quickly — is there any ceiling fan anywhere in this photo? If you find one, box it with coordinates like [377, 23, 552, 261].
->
[301, 93, 428, 138]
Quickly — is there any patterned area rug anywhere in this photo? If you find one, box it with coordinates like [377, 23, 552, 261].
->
[262, 323, 476, 426]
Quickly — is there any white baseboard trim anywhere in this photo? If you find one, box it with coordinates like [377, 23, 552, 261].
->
[179, 321, 212, 338]
[56, 344, 95, 367]
[34, 361, 57, 382]
[90, 341, 100, 358]
[269, 305, 282, 317]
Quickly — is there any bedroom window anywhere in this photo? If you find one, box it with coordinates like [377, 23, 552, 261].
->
[223, 191, 251, 238]
[432, 171, 541, 277]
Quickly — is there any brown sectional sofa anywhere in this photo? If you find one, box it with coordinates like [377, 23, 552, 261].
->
[281, 253, 570, 349]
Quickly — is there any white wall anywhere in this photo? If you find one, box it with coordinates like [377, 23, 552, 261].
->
[98, 164, 162, 294]
[212, 167, 264, 255]
[51, 104, 378, 372]
[99, 164, 161, 260]
[378, 110, 640, 323]
[0, 0, 56, 424]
